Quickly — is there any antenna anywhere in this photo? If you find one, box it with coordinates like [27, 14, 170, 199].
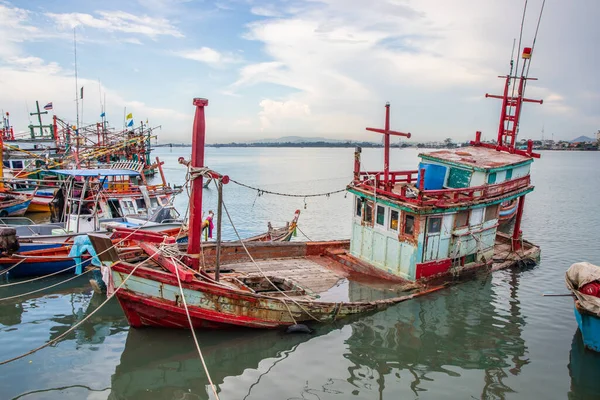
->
[74, 28, 79, 130]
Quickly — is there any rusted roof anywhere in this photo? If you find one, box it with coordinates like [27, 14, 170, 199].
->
[419, 146, 532, 170]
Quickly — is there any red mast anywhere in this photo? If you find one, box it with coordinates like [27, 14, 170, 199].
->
[366, 103, 411, 190]
[187, 98, 209, 270]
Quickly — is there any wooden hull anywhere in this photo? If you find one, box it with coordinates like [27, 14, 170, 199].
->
[110, 240, 441, 330]
[0, 197, 31, 217]
[0, 247, 92, 278]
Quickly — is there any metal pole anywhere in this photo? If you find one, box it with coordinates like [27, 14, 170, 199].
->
[215, 179, 223, 282]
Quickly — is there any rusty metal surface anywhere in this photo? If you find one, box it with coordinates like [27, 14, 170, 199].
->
[420, 146, 530, 169]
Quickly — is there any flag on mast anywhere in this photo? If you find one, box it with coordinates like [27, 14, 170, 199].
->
[126, 112, 133, 120]
[80, 86, 84, 99]
[127, 119, 134, 127]
[43, 102, 53, 110]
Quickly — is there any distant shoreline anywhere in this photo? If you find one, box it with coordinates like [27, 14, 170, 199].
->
[155, 142, 599, 151]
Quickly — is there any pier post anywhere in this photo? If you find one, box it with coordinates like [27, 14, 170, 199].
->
[188, 98, 209, 270]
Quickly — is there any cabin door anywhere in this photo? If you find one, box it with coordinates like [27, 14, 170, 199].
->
[423, 216, 442, 261]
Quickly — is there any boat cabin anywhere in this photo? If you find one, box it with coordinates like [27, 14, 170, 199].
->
[51, 168, 177, 233]
[348, 134, 538, 283]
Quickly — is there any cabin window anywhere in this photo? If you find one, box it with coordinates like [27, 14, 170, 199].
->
[403, 214, 415, 236]
[454, 210, 469, 228]
[465, 253, 477, 264]
[484, 204, 499, 222]
[427, 217, 442, 234]
[364, 201, 373, 224]
[355, 197, 363, 217]
[2, 161, 9, 168]
[376, 205, 385, 226]
[135, 199, 145, 209]
[12, 160, 23, 169]
[487, 172, 497, 184]
[389, 210, 399, 231]
[505, 169, 513, 180]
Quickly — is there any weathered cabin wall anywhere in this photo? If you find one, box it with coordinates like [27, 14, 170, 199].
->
[350, 198, 419, 280]
[448, 205, 497, 263]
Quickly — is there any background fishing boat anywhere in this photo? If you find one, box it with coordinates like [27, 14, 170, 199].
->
[566, 262, 600, 352]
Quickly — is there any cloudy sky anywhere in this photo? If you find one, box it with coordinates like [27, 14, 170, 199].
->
[0, 0, 598, 144]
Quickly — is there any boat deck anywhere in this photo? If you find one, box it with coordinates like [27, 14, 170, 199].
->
[218, 233, 539, 303]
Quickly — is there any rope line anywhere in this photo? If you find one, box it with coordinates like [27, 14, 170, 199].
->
[0, 259, 26, 276]
[229, 179, 347, 198]
[171, 255, 220, 400]
[0, 269, 93, 301]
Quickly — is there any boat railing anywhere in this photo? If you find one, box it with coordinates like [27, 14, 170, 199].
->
[354, 173, 531, 207]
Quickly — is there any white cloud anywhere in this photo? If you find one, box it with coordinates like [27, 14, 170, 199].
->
[250, 6, 281, 17]
[228, 0, 596, 141]
[258, 99, 310, 130]
[46, 10, 183, 38]
[175, 47, 242, 66]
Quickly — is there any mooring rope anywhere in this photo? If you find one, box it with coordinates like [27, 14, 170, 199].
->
[0, 246, 161, 365]
[0, 259, 26, 276]
[0, 269, 94, 301]
[171, 255, 220, 400]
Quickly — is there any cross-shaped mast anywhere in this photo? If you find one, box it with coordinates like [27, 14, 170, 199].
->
[366, 103, 411, 189]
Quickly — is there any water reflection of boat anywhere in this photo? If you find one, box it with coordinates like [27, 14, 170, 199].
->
[108, 326, 324, 399]
[568, 330, 600, 399]
[341, 272, 528, 399]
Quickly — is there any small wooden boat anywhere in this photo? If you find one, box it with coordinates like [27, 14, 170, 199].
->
[242, 210, 300, 242]
[498, 198, 518, 227]
[566, 262, 600, 352]
[0, 193, 32, 217]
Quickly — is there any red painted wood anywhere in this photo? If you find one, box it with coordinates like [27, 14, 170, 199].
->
[188, 98, 209, 270]
[116, 289, 281, 329]
[415, 258, 452, 279]
[138, 242, 195, 282]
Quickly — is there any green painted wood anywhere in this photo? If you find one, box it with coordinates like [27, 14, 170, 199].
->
[487, 172, 497, 184]
[447, 167, 472, 188]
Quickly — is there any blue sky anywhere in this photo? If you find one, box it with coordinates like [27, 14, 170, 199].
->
[0, 0, 598, 143]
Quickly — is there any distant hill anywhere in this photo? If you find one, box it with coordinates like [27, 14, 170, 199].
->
[571, 136, 596, 143]
[249, 136, 356, 144]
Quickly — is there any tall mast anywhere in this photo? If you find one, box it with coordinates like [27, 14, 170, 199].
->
[74, 28, 79, 131]
[485, 46, 542, 150]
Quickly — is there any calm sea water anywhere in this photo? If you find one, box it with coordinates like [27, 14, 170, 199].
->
[1, 147, 600, 400]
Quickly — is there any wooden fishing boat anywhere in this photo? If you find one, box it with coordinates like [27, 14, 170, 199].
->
[0, 193, 32, 217]
[99, 57, 544, 330]
[498, 198, 518, 227]
[242, 210, 300, 242]
[566, 262, 600, 352]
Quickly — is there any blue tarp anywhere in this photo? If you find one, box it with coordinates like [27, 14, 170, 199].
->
[53, 169, 140, 177]
[68, 235, 102, 274]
